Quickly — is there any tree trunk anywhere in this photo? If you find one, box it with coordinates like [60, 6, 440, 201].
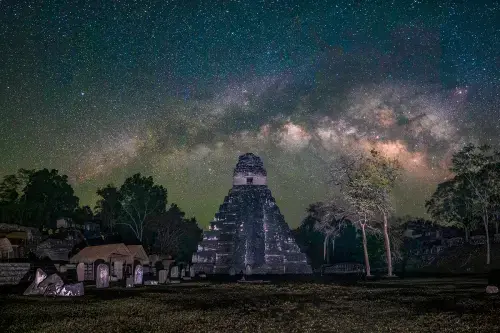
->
[323, 236, 328, 263]
[495, 220, 498, 235]
[484, 214, 491, 265]
[464, 228, 470, 243]
[331, 237, 336, 264]
[382, 212, 393, 277]
[361, 222, 371, 277]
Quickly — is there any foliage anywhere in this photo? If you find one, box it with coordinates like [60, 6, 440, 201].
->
[93, 175, 200, 255]
[293, 203, 327, 268]
[334, 149, 401, 276]
[294, 203, 385, 268]
[94, 185, 122, 232]
[21, 169, 80, 228]
[339, 149, 400, 219]
[310, 202, 349, 237]
[117, 173, 168, 242]
[0, 168, 79, 227]
[0, 174, 21, 203]
[0, 174, 22, 223]
[426, 144, 500, 264]
[149, 204, 202, 261]
[176, 217, 203, 262]
[72, 205, 94, 225]
[309, 202, 349, 264]
[426, 179, 478, 240]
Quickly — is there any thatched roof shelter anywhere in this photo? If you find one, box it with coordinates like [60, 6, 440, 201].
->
[70, 243, 148, 265]
[126, 245, 149, 264]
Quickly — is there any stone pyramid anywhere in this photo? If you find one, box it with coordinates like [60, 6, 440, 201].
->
[192, 153, 312, 275]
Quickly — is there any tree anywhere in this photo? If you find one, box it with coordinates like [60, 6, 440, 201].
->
[177, 217, 203, 262]
[494, 211, 500, 235]
[334, 149, 401, 276]
[149, 204, 202, 261]
[117, 173, 167, 243]
[389, 216, 426, 274]
[0, 174, 21, 223]
[150, 204, 186, 255]
[72, 205, 93, 225]
[293, 204, 328, 269]
[310, 202, 349, 264]
[0, 174, 21, 203]
[0, 169, 36, 225]
[426, 179, 478, 242]
[427, 144, 500, 265]
[95, 185, 121, 232]
[20, 169, 79, 228]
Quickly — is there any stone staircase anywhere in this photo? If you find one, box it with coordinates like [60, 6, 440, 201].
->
[0, 262, 32, 285]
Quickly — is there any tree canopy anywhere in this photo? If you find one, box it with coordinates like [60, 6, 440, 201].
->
[117, 173, 168, 243]
[334, 149, 401, 276]
[426, 144, 500, 264]
[95, 184, 122, 232]
[0, 168, 79, 228]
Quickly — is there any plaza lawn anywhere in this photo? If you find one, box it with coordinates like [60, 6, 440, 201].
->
[1, 278, 500, 332]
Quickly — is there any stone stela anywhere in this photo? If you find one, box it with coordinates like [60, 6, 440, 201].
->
[192, 153, 312, 275]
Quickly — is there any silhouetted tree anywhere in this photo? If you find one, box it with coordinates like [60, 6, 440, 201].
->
[293, 204, 326, 269]
[0, 174, 20, 203]
[427, 144, 500, 265]
[0, 174, 20, 223]
[177, 217, 203, 262]
[149, 204, 202, 261]
[19, 169, 79, 228]
[426, 179, 478, 242]
[72, 205, 93, 225]
[117, 173, 167, 243]
[0, 169, 34, 224]
[150, 204, 186, 255]
[95, 185, 121, 232]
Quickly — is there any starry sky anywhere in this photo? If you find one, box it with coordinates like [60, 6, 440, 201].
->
[1, 0, 499, 228]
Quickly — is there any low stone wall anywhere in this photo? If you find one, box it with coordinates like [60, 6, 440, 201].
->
[0, 262, 32, 285]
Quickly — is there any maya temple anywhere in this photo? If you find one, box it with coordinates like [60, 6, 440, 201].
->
[192, 153, 312, 275]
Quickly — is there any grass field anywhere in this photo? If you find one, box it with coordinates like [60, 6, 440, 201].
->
[1, 278, 500, 332]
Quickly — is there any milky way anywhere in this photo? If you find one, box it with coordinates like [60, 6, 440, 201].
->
[1, 1, 499, 227]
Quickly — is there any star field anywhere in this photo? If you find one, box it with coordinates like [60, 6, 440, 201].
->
[0, 0, 499, 227]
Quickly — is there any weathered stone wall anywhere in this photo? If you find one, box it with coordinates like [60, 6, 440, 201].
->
[0, 262, 31, 285]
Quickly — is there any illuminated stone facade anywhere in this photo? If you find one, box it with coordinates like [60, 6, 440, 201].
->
[192, 153, 312, 275]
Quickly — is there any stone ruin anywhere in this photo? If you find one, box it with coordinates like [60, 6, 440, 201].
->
[24, 268, 84, 297]
[192, 153, 312, 275]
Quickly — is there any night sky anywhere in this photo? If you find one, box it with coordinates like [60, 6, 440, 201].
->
[1, 0, 499, 228]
